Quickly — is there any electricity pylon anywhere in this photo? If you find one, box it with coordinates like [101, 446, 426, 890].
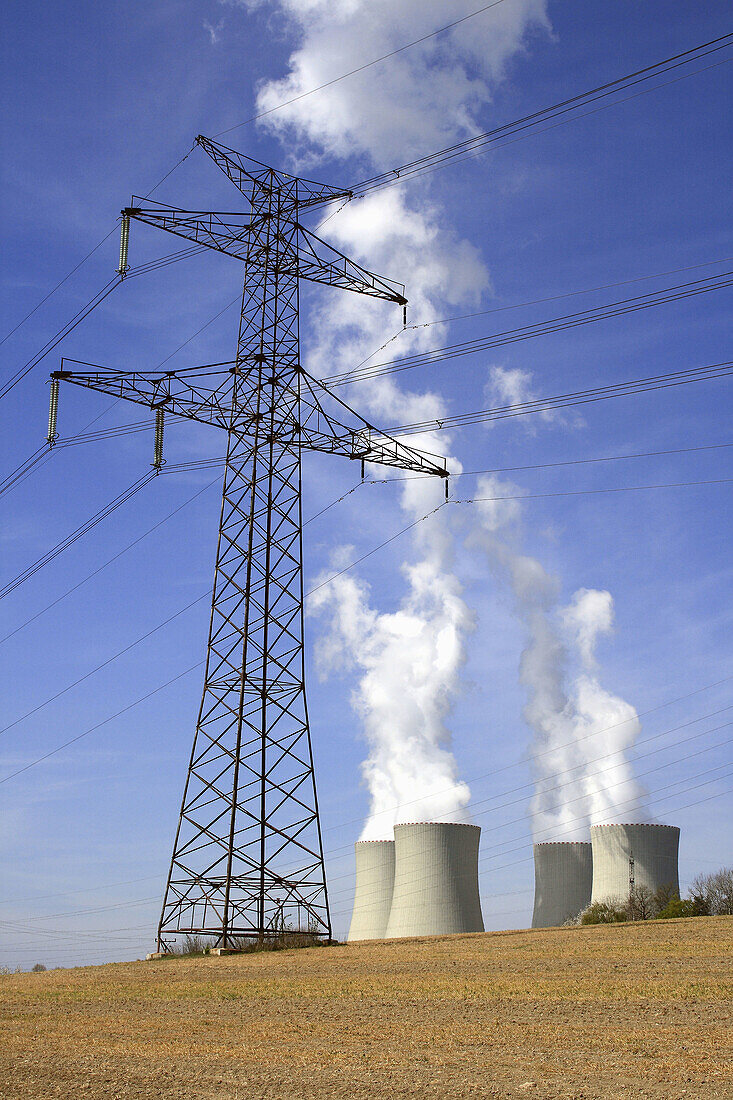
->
[52, 136, 448, 950]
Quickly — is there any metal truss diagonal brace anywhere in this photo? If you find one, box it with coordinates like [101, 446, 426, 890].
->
[122, 205, 404, 302]
[196, 134, 353, 210]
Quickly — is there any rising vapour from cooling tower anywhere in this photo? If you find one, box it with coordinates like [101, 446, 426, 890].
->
[248, 0, 550, 844]
[470, 476, 650, 841]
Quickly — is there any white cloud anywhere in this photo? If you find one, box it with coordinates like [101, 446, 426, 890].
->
[485, 364, 564, 431]
[249, 0, 550, 166]
[204, 18, 225, 44]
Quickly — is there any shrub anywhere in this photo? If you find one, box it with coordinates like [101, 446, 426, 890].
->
[31, 963, 47, 973]
[580, 901, 627, 925]
[656, 897, 703, 919]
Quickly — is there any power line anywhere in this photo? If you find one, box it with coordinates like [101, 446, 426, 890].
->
[0, 592, 210, 741]
[213, 1, 513, 137]
[0, 445, 54, 502]
[0, 477, 220, 649]
[0, 661, 203, 786]
[0, 229, 119, 351]
[450, 477, 733, 504]
[0, 479, 383, 737]
[324, 271, 733, 387]
[0, 472, 156, 603]
[406, 255, 733, 330]
[383, 360, 733, 435]
[0, 277, 122, 404]
[0, 499, 443, 785]
[0, 145, 195, 350]
[389, 440, 733, 481]
[352, 33, 733, 194]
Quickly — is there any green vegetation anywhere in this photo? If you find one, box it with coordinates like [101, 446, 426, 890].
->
[578, 865, 733, 925]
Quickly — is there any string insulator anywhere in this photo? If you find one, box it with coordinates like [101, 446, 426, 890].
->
[402, 304, 407, 328]
[47, 377, 60, 446]
[117, 213, 130, 277]
[361, 458, 365, 481]
[444, 476, 449, 502]
[153, 407, 165, 471]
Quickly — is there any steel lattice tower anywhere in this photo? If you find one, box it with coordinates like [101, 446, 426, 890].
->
[53, 136, 448, 950]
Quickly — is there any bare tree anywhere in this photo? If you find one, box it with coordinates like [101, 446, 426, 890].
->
[690, 867, 733, 915]
[627, 885, 655, 921]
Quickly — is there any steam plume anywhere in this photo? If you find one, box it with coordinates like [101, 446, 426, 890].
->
[245, 1, 550, 834]
[471, 475, 650, 840]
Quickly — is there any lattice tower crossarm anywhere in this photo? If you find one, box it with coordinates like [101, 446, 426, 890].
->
[51, 136, 449, 950]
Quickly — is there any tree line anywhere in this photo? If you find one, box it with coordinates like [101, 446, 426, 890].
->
[576, 866, 733, 925]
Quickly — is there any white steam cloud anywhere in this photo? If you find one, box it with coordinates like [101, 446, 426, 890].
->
[471, 475, 650, 840]
[310, 541, 474, 840]
[237, 0, 650, 845]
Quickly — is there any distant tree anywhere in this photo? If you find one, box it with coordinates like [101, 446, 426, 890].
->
[580, 900, 627, 925]
[627, 885, 656, 921]
[708, 868, 733, 915]
[31, 963, 47, 973]
[652, 883, 679, 916]
[691, 868, 733, 916]
[656, 897, 701, 919]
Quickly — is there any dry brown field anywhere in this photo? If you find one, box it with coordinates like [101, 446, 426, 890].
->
[1, 915, 731, 1100]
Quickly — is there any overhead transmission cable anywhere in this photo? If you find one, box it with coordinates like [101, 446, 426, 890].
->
[0, 501, 449, 785]
[0, 240, 223, 408]
[381, 360, 733, 436]
[0, 277, 122, 404]
[406, 255, 733, 330]
[0, 477, 221, 648]
[350, 33, 733, 195]
[323, 271, 733, 387]
[0, 145, 195, 349]
[213, 0, 514, 137]
[0, 472, 156, 603]
[0, 478, 382, 735]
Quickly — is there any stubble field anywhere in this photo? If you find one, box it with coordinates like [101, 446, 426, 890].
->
[1, 915, 731, 1100]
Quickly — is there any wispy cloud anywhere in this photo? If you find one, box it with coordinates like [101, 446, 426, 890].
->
[203, 18, 225, 45]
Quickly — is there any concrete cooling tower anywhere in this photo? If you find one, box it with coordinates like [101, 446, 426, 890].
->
[532, 841, 593, 928]
[385, 823, 484, 939]
[590, 823, 680, 904]
[347, 840, 395, 942]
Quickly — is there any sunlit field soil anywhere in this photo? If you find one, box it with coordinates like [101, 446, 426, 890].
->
[1, 916, 731, 1099]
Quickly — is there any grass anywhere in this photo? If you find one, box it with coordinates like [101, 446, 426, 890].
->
[0, 916, 731, 1099]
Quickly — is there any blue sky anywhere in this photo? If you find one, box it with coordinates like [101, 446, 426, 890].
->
[1, 0, 731, 968]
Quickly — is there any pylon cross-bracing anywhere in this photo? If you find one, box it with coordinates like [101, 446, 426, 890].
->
[53, 136, 448, 949]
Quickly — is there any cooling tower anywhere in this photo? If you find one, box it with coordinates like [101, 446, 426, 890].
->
[347, 840, 395, 942]
[590, 823, 680, 904]
[385, 823, 484, 939]
[532, 841, 593, 928]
